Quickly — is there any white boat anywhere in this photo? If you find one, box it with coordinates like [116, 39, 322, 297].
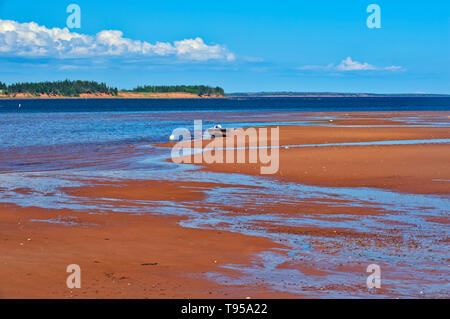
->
[206, 124, 227, 138]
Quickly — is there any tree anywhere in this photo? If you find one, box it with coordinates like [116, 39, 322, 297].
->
[0, 81, 7, 94]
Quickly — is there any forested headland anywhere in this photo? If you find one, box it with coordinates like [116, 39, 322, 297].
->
[0, 81, 225, 98]
[0, 80, 118, 97]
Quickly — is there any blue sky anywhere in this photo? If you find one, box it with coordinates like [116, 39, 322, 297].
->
[0, 0, 449, 93]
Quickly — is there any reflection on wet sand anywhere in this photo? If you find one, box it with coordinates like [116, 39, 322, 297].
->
[0, 111, 449, 298]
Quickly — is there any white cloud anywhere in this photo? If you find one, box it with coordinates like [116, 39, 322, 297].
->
[336, 57, 377, 71]
[0, 19, 235, 61]
[384, 65, 403, 71]
[298, 57, 404, 72]
[298, 63, 334, 71]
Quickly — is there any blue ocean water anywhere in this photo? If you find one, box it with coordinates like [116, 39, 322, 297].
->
[1, 96, 450, 113]
[0, 97, 449, 150]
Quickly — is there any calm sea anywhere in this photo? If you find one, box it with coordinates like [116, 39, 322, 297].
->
[0, 96, 449, 113]
[1, 96, 449, 152]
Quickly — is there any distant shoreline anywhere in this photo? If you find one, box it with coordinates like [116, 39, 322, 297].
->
[1, 93, 449, 100]
[0, 92, 226, 100]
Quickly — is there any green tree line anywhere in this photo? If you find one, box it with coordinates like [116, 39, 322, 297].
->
[123, 85, 225, 96]
[0, 80, 118, 97]
[0, 81, 225, 97]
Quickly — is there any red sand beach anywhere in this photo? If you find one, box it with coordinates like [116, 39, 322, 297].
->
[0, 111, 449, 298]
[200, 125, 450, 194]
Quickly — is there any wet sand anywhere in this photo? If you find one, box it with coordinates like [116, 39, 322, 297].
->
[0, 201, 292, 299]
[1, 111, 449, 298]
[167, 113, 449, 297]
[168, 119, 450, 194]
[202, 133, 450, 194]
